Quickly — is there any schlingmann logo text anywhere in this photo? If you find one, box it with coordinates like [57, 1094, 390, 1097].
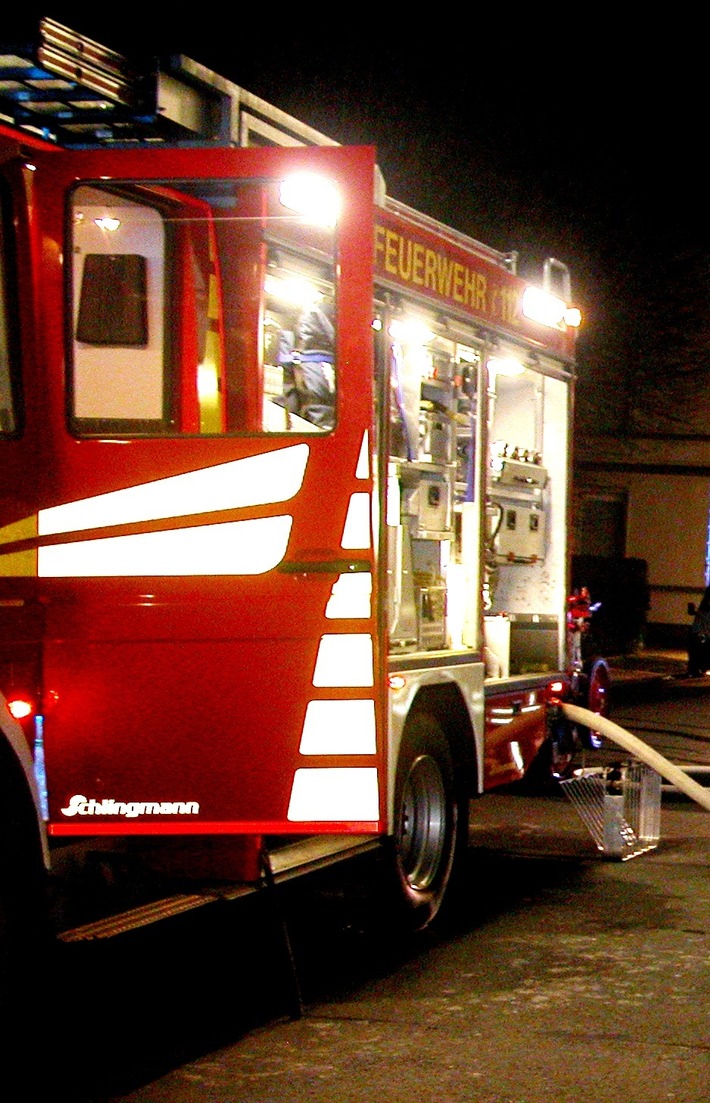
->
[61, 794, 200, 819]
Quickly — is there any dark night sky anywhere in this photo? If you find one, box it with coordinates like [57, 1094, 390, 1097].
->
[5, 10, 710, 431]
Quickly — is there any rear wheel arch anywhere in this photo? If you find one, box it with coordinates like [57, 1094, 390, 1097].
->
[0, 696, 48, 865]
[0, 733, 48, 911]
[389, 686, 475, 931]
[0, 732, 52, 1033]
[407, 681, 478, 795]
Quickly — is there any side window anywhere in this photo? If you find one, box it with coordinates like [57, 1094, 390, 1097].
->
[387, 313, 458, 466]
[0, 184, 19, 437]
[71, 187, 165, 428]
[69, 177, 338, 437]
[262, 251, 336, 433]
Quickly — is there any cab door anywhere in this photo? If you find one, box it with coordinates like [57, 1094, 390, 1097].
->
[13, 142, 384, 837]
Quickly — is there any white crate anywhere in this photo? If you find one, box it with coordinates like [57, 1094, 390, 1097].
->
[559, 761, 662, 860]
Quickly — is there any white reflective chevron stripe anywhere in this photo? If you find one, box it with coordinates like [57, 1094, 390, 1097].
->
[356, 430, 369, 479]
[38, 444, 309, 536]
[325, 572, 372, 619]
[312, 634, 374, 686]
[299, 699, 376, 754]
[341, 492, 371, 549]
[38, 515, 292, 577]
[288, 433, 379, 823]
[287, 767, 379, 821]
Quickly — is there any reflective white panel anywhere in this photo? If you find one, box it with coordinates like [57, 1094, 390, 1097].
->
[299, 699, 376, 754]
[356, 431, 369, 479]
[312, 634, 374, 686]
[287, 767, 379, 821]
[39, 444, 309, 536]
[325, 573, 372, 619]
[38, 516, 292, 577]
[341, 493, 371, 549]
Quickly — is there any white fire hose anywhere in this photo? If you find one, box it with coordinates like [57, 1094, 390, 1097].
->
[562, 703, 710, 813]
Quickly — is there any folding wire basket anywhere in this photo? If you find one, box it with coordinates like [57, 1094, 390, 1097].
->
[559, 761, 662, 860]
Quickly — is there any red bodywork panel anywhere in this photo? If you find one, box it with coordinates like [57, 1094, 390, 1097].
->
[483, 684, 551, 787]
[375, 207, 576, 359]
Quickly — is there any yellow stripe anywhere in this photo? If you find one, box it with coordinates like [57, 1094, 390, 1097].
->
[0, 514, 38, 576]
[198, 327, 223, 433]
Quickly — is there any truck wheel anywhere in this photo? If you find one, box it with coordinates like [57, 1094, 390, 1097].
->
[0, 779, 51, 1069]
[549, 723, 577, 780]
[391, 713, 466, 930]
[579, 658, 610, 750]
[0, 870, 50, 1080]
[527, 710, 577, 784]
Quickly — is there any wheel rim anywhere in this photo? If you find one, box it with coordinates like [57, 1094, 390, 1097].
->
[550, 741, 574, 780]
[398, 752, 448, 890]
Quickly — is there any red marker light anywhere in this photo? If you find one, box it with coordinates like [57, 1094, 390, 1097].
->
[7, 697, 33, 720]
[545, 679, 567, 705]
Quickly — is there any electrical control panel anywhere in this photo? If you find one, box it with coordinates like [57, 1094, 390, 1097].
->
[489, 448, 548, 563]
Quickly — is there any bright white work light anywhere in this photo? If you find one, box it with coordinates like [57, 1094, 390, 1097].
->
[522, 286, 566, 328]
[279, 173, 340, 228]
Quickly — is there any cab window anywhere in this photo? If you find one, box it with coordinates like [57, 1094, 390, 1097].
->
[68, 176, 337, 436]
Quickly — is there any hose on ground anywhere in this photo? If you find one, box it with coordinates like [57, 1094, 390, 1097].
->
[561, 703, 710, 813]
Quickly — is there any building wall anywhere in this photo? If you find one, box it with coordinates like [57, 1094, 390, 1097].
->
[574, 468, 710, 634]
[625, 474, 709, 625]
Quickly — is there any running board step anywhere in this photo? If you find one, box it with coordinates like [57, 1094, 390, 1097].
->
[57, 884, 257, 943]
[57, 835, 380, 943]
[266, 834, 380, 881]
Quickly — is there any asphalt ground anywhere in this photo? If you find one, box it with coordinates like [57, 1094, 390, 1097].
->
[88, 791, 708, 1103]
[85, 657, 709, 1103]
[608, 647, 695, 691]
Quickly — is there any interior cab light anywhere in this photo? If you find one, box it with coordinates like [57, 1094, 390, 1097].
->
[94, 216, 121, 231]
[279, 173, 340, 228]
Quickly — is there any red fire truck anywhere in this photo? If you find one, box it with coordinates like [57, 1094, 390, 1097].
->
[0, 19, 607, 987]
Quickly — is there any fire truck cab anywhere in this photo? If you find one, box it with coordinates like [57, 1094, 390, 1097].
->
[0, 19, 607, 992]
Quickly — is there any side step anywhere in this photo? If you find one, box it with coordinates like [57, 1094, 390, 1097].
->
[57, 835, 381, 943]
[57, 886, 255, 943]
[267, 834, 380, 881]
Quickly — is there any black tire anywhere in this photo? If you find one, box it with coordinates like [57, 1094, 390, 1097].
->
[0, 759, 51, 1075]
[549, 715, 578, 780]
[526, 707, 577, 785]
[391, 713, 467, 931]
[1, 880, 46, 1064]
